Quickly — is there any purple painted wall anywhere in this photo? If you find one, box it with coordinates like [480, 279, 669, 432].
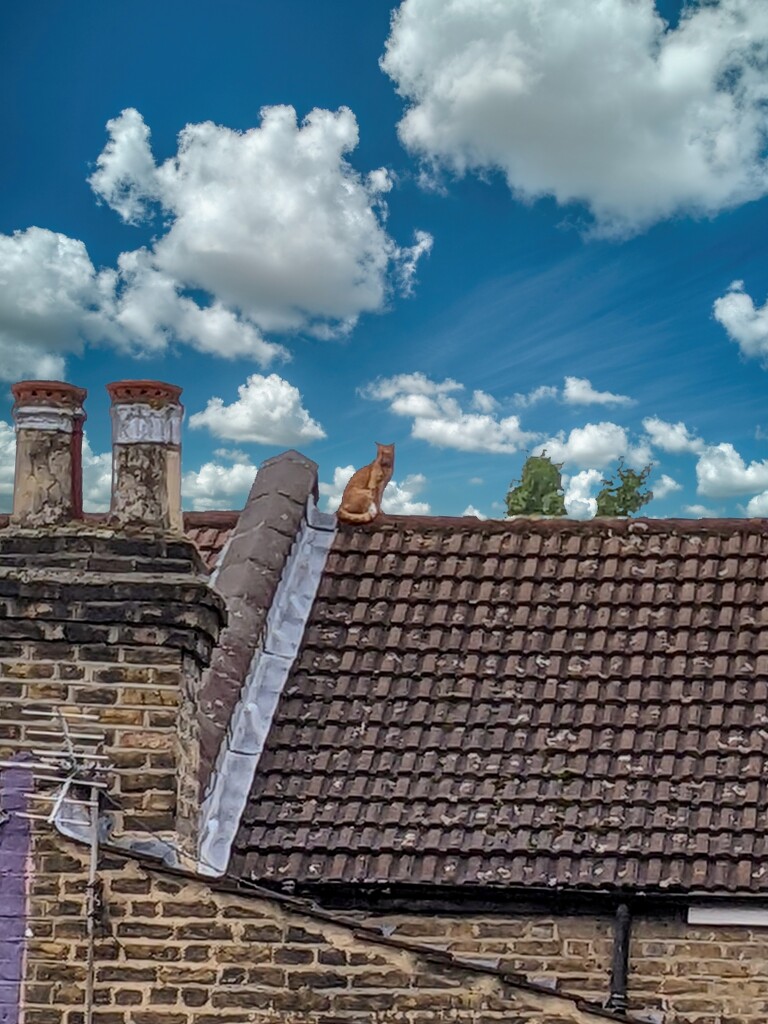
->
[0, 765, 30, 1024]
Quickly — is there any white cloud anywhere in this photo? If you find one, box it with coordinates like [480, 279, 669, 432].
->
[746, 491, 768, 516]
[189, 374, 325, 446]
[82, 438, 113, 512]
[0, 421, 15, 512]
[468, 476, 483, 485]
[513, 384, 559, 408]
[364, 372, 537, 453]
[683, 503, 718, 517]
[182, 451, 258, 511]
[696, 442, 768, 498]
[319, 465, 430, 515]
[383, 473, 431, 514]
[462, 504, 487, 519]
[108, 248, 284, 363]
[365, 372, 463, 401]
[539, 422, 650, 469]
[652, 473, 683, 500]
[382, 0, 768, 235]
[0, 228, 116, 382]
[0, 105, 430, 380]
[642, 416, 705, 454]
[88, 107, 159, 224]
[563, 468, 602, 520]
[713, 280, 768, 362]
[397, 230, 434, 295]
[91, 106, 431, 337]
[471, 389, 497, 413]
[563, 377, 632, 407]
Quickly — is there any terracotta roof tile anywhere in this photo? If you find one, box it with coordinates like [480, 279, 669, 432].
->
[183, 511, 239, 571]
[231, 516, 768, 894]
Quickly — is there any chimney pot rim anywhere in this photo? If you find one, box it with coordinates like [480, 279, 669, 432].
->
[107, 380, 183, 404]
[12, 380, 87, 409]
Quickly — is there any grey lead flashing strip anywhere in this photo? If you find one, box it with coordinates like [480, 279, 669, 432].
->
[197, 499, 336, 877]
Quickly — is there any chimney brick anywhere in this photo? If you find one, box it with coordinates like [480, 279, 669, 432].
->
[11, 380, 87, 526]
[107, 380, 183, 531]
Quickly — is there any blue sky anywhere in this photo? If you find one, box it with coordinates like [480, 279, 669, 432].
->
[1, 0, 768, 519]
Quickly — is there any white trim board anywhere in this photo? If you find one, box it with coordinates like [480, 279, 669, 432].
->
[688, 906, 768, 928]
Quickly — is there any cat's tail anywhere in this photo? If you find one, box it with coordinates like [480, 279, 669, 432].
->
[336, 508, 378, 524]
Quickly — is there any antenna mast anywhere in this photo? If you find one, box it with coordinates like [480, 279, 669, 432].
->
[0, 706, 110, 1024]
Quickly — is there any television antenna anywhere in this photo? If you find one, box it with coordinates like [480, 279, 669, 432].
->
[0, 706, 111, 1024]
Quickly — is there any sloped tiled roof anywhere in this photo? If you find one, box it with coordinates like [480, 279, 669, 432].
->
[183, 511, 239, 571]
[231, 515, 768, 894]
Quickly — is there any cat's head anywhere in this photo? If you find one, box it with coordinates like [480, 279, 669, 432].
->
[375, 442, 395, 471]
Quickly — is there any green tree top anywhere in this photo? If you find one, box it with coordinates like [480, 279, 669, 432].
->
[594, 460, 653, 517]
[505, 453, 654, 518]
[505, 452, 566, 516]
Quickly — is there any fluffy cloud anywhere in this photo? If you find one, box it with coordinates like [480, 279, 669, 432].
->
[320, 465, 430, 515]
[745, 491, 768, 516]
[0, 105, 430, 380]
[539, 422, 650, 469]
[513, 385, 559, 408]
[0, 228, 116, 382]
[713, 280, 768, 362]
[563, 468, 602, 520]
[0, 421, 15, 511]
[696, 442, 768, 498]
[642, 416, 705, 455]
[563, 377, 632, 407]
[382, 0, 768, 235]
[91, 106, 430, 337]
[182, 451, 258, 511]
[189, 374, 326, 446]
[82, 439, 113, 512]
[652, 474, 683, 500]
[364, 373, 536, 453]
[107, 249, 284, 363]
[462, 504, 487, 519]
[683, 503, 718, 518]
[514, 377, 630, 408]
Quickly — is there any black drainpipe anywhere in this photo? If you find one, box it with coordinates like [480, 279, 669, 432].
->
[606, 902, 632, 1012]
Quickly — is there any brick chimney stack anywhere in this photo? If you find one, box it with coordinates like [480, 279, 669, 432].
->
[107, 380, 183, 531]
[1, 376, 225, 868]
[11, 380, 87, 526]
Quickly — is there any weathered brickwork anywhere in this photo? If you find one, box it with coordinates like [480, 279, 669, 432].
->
[0, 528, 225, 855]
[3, 524, 768, 1024]
[11, 830, 768, 1024]
[18, 834, 617, 1024]
[367, 910, 768, 1022]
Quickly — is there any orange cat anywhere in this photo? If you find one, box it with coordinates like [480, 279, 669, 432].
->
[337, 443, 395, 524]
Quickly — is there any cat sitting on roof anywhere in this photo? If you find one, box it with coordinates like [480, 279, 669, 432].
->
[337, 443, 394, 524]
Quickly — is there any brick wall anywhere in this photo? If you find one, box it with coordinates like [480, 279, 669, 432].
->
[12, 829, 768, 1024]
[3, 527, 768, 1024]
[365, 910, 768, 1023]
[0, 528, 224, 854]
[20, 833, 618, 1024]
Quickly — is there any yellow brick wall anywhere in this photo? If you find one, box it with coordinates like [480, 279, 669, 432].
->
[22, 830, 612, 1024]
[366, 910, 768, 1023]
[14, 822, 768, 1024]
[0, 638, 185, 838]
